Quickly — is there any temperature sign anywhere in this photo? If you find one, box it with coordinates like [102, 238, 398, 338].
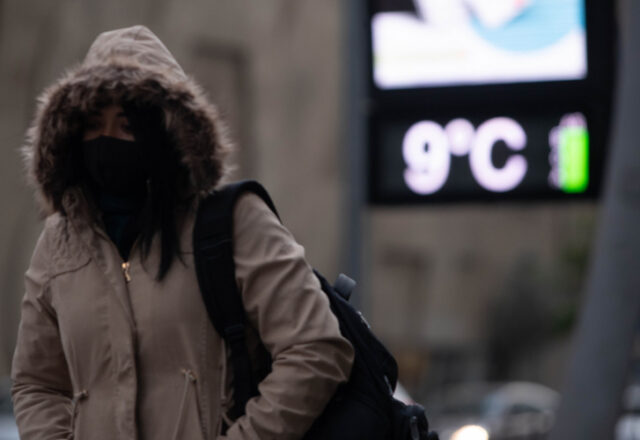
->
[404, 117, 528, 194]
[370, 112, 590, 202]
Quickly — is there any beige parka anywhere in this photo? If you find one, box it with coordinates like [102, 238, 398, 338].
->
[11, 25, 354, 440]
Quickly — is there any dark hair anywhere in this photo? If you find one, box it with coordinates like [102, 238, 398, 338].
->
[122, 102, 192, 280]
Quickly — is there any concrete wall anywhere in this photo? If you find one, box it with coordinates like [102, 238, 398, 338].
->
[367, 202, 596, 393]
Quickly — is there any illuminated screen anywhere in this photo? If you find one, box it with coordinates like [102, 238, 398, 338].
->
[370, 111, 590, 201]
[371, 0, 587, 89]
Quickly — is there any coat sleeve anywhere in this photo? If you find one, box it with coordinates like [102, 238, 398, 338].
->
[219, 193, 354, 440]
[11, 226, 74, 440]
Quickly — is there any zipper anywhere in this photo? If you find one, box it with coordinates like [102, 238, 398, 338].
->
[121, 261, 131, 282]
[92, 222, 141, 284]
[171, 369, 198, 440]
[120, 233, 143, 282]
[114, 234, 140, 283]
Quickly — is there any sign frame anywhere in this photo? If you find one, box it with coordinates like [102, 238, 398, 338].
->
[365, 0, 616, 204]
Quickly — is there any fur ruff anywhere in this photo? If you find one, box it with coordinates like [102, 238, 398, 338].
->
[22, 43, 233, 217]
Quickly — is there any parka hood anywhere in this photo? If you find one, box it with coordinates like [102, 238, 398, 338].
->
[23, 25, 232, 216]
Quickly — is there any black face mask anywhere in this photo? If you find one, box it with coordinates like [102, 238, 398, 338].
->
[82, 136, 148, 198]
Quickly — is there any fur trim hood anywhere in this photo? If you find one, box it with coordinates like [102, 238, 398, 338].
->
[23, 25, 232, 216]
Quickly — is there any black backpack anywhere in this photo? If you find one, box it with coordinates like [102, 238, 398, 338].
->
[193, 180, 438, 440]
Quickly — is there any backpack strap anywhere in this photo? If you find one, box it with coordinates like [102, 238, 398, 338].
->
[193, 180, 279, 420]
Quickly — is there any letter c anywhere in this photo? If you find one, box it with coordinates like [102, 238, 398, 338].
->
[469, 117, 528, 192]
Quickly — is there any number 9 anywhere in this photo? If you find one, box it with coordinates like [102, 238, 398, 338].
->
[403, 121, 451, 195]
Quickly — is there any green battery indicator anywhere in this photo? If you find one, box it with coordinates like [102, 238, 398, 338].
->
[549, 113, 589, 193]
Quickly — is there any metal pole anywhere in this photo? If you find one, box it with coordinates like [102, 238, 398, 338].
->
[342, 0, 367, 311]
[549, 3, 640, 438]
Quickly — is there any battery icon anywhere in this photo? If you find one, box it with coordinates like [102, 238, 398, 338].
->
[549, 113, 589, 193]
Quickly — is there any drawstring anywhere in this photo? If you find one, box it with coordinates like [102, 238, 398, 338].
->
[218, 341, 234, 435]
[68, 389, 89, 440]
[171, 369, 197, 440]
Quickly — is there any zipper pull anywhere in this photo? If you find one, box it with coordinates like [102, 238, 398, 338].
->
[122, 262, 132, 282]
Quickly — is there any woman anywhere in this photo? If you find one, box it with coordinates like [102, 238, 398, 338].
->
[11, 25, 354, 440]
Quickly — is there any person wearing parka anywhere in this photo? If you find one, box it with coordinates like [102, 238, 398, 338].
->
[11, 25, 354, 440]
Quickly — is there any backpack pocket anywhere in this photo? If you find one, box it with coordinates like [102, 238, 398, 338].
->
[304, 388, 391, 440]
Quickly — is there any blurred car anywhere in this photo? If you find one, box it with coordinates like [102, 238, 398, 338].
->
[616, 384, 640, 440]
[427, 381, 559, 440]
[0, 378, 19, 440]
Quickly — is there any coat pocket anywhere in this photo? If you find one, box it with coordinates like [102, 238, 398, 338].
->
[171, 369, 206, 440]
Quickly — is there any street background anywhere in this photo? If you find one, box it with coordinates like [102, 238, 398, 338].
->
[0, 1, 635, 439]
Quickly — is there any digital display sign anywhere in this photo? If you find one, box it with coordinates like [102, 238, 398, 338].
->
[370, 111, 591, 202]
[372, 0, 587, 89]
[366, 0, 614, 204]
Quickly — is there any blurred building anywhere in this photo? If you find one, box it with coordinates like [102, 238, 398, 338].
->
[0, 0, 622, 405]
